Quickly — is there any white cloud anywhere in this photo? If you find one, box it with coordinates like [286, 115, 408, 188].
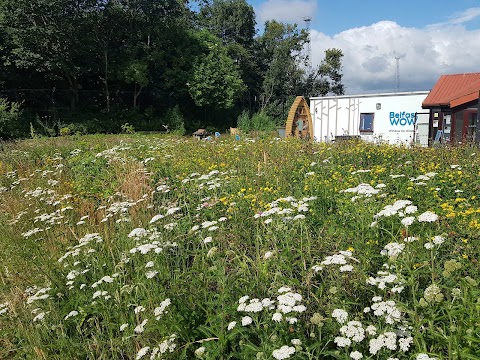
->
[310, 21, 480, 94]
[431, 7, 480, 26]
[256, 0, 317, 25]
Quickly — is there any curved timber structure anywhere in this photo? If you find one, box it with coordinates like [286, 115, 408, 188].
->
[285, 96, 313, 139]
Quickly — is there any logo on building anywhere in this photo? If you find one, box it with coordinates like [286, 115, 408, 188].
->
[389, 112, 415, 126]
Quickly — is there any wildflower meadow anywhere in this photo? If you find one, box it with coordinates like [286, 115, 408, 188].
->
[0, 134, 479, 359]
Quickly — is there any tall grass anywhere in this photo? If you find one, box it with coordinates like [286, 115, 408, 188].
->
[0, 134, 479, 359]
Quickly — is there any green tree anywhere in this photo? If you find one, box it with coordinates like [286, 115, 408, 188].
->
[123, 62, 149, 108]
[301, 48, 345, 98]
[197, 0, 258, 109]
[255, 20, 308, 114]
[187, 31, 245, 109]
[199, 0, 255, 47]
[0, 97, 21, 138]
[0, 0, 90, 110]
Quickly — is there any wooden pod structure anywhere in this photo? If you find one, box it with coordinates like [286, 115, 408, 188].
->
[285, 96, 313, 140]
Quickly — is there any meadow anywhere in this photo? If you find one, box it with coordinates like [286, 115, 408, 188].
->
[0, 134, 478, 360]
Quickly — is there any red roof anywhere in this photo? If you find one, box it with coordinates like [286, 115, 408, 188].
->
[422, 73, 480, 108]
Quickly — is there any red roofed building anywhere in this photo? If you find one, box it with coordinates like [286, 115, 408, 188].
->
[422, 73, 480, 144]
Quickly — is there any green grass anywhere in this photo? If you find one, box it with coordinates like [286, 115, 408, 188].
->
[0, 134, 479, 359]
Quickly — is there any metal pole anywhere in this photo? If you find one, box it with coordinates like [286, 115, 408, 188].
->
[476, 92, 480, 144]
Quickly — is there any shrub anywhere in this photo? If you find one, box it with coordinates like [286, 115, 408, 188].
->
[236, 110, 252, 132]
[237, 110, 276, 133]
[0, 98, 22, 139]
[163, 105, 185, 135]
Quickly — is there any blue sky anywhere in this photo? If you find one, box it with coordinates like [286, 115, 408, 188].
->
[247, 0, 480, 94]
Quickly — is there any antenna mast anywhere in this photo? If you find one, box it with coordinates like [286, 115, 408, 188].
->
[303, 16, 312, 75]
[394, 55, 402, 92]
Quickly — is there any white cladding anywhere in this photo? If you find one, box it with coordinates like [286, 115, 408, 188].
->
[310, 91, 430, 145]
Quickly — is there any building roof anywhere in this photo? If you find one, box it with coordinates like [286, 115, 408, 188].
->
[422, 73, 480, 108]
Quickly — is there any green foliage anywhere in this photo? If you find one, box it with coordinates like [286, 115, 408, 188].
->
[121, 122, 135, 134]
[236, 109, 251, 131]
[123, 62, 149, 88]
[163, 105, 186, 135]
[188, 31, 246, 110]
[0, 0, 345, 137]
[256, 21, 308, 110]
[0, 98, 22, 138]
[237, 110, 276, 132]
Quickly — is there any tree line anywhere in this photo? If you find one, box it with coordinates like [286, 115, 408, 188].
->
[0, 0, 344, 138]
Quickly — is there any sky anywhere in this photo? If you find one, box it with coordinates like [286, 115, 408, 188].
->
[249, 0, 480, 94]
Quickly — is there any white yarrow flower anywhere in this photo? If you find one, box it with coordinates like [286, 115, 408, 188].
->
[401, 216, 415, 226]
[64, 310, 79, 320]
[136, 346, 150, 359]
[134, 319, 148, 333]
[417, 211, 438, 222]
[241, 316, 253, 326]
[194, 346, 206, 357]
[350, 351, 363, 360]
[272, 312, 283, 322]
[264, 251, 274, 259]
[145, 271, 158, 279]
[332, 309, 348, 324]
[272, 345, 296, 359]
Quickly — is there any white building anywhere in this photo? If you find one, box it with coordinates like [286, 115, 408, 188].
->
[310, 91, 430, 145]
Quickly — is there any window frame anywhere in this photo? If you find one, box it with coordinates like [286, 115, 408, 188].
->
[359, 113, 374, 133]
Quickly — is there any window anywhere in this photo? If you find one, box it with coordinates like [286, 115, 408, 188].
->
[359, 113, 374, 132]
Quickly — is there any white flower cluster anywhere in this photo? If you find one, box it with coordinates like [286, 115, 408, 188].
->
[64, 310, 79, 320]
[332, 305, 411, 357]
[410, 172, 437, 184]
[332, 309, 349, 324]
[381, 243, 405, 259]
[33, 208, 68, 226]
[22, 227, 44, 238]
[417, 211, 439, 223]
[272, 345, 296, 359]
[0, 302, 9, 315]
[180, 169, 235, 191]
[416, 354, 438, 360]
[367, 270, 399, 290]
[369, 331, 397, 354]
[232, 287, 306, 331]
[95, 145, 132, 161]
[149, 206, 181, 224]
[339, 320, 365, 342]
[340, 183, 381, 200]
[153, 298, 171, 319]
[351, 169, 371, 175]
[254, 196, 317, 223]
[32, 308, 49, 322]
[374, 200, 417, 220]
[424, 235, 445, 249]
[188, 215, 228, 234]
[100, 198, 139, 223]
[312, 250, 357, 273]
[135, 334, 177, 359]
[26, 286, 51, 304]
[366, 297, 402, 324]
[128, 227, 178, 255]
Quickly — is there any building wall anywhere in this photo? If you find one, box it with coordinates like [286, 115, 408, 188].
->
[310, 92, 430, 144]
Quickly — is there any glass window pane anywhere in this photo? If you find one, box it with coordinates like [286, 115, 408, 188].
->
[360, 113, 374, 131]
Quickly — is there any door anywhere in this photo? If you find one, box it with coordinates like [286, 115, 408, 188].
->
[453, 110, 478, 143]
[466, 112, 477, 142]
[453, 111, 464, 143]
[414, 112, 430, 146]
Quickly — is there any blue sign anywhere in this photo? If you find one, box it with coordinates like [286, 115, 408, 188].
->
[389, 111, 415, 126]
